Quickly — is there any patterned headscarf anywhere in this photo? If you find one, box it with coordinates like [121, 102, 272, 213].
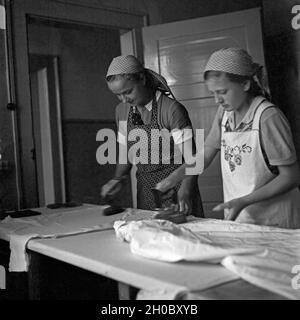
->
[106, 55, 176, 99]
[204, 48, 270, 98]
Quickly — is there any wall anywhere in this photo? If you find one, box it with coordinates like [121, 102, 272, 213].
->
[52, 0, 261, 24]
[28, 22, 121, 120]
[0, 0, 19, 211]
[262, 0, 300, 163]
[153, 0, 262, 23]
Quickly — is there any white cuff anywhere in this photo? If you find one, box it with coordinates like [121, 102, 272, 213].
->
[117, 132, 127, 145]
[172, 128, 193, 144]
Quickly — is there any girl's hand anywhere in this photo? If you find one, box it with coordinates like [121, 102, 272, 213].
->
[177, 187, 192, 215]
[156, 175, 177, 193]
[101, 179, 122, 199]
[212, 197, 247, 221]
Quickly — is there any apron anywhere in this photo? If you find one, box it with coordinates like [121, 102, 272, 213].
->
[221, 100, 300, 228]
[127, 94, 203, 216]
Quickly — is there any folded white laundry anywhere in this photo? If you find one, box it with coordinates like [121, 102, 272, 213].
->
[114, 217, 300, 300]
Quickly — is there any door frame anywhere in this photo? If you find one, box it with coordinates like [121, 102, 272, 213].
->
[29, 55, 65, 206]
[9, 0, 147, 208]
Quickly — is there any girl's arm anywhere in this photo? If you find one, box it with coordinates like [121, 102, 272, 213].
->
[214, 162, 300, 220]
[156, 145, 219, 192]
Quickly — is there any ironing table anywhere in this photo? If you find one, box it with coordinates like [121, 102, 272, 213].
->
[0, 205, 287, 300]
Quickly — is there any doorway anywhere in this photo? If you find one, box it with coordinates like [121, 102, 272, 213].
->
[27, 19, 123, 207]
[11, 0, 145, 208]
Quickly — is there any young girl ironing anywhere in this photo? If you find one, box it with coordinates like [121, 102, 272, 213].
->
[157, 48, 300, 228]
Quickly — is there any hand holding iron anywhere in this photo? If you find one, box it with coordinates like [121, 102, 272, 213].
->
[155, 174, 178, 193]
[101, 178, 122, 201]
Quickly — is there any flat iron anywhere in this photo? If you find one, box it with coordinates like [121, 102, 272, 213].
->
[151, 188, 186, 224]
[100, 193, 124, 216]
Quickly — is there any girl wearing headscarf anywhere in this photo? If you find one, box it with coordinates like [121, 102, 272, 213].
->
[101, 55, 203, 216]
[157, 48, 300, 228]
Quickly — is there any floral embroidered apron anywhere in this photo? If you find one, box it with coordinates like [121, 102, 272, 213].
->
[221, 100, 300, 228]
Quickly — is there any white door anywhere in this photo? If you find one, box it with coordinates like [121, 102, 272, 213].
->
[143, 8, 266, 218]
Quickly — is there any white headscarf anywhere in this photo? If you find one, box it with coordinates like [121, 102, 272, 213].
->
[204, 48, 270, 98]
[106, 55, 176, 99]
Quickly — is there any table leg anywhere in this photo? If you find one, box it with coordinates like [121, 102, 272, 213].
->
[118, 282, 139, 300]
[28, 251, 42, 300]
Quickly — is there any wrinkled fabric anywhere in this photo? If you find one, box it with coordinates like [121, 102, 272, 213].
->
[1, 207, 155, 272]
[114, 217, 300, 300]
[1, 206, 118, 271]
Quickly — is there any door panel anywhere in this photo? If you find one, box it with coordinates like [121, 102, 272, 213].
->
[143, 8, 266, 218]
